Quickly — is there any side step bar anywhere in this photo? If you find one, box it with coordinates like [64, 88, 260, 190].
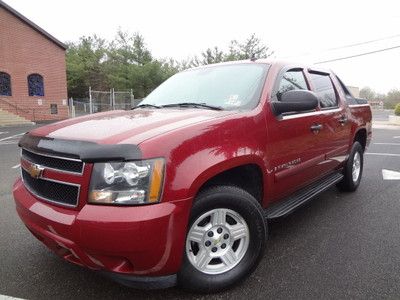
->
[265, 172, 344, 220]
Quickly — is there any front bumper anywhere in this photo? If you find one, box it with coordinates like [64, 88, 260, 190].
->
[13, 178, 192, 280]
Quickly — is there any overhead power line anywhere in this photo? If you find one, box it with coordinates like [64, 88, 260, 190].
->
[325, 33, 400, 51]
[314, 45, 400, 64]
[283, 33, 400, 59]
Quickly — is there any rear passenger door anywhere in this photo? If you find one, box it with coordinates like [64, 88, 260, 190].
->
[307, 70, 351, 170]
[267, 68, 327, 202]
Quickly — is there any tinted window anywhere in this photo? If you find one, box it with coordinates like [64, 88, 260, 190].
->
[309, 73, 337, 108]
[277, 70, 308, 100]
[335, 75, 357, 104]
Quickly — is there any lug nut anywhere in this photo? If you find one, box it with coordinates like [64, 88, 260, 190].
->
[217, 227, 223, 234]
[223, 234, 229, 239]
[221, 243, 226, 249]
[207, 231, 214, 237]
[211, 247, 218, 253]
[205, 241, 211, 247]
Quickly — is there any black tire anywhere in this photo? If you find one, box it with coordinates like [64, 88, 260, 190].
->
[178, 186, 267, 293]
[337, 141, 364, 192]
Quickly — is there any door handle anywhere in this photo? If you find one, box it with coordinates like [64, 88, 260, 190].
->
[310, 124, 323, 133]
[339, 115, 348, 125]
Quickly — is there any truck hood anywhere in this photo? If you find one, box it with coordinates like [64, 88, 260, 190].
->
[29, 109, 237, 145]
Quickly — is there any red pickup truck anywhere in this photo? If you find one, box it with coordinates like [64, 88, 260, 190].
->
[13, 60, 372, 292]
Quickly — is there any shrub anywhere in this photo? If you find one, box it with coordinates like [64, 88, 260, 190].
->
[395, 103, 400, 116]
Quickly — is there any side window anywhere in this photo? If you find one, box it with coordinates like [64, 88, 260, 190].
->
[277, 70, 308, 100]
[0, 72, 12, 96]
[28, 74, 44, 97]
[335, 75, 357, 104]
[309, 73, 337, 108]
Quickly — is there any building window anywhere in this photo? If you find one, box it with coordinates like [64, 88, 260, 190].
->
[28, 74, 44, 96]
[0, 72, 12, 96]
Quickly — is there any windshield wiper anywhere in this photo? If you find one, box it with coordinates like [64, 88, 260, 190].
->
[132, 103, 161, 110]
[160, 102, 223, 111]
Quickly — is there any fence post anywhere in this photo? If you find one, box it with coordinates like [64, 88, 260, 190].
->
[109, 89, 112, 110]
[89, 86, 93, 114]
[112, 88, 115, 110]
[130, 89, 134, 108]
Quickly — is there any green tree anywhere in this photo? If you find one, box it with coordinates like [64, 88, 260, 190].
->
[200, 47, 225, 65]
[394, 103, 400, 116]
[359, 86, 376, 100]
[184, 34, 274, 68]
[66, 35, 108, 98]
[226, 33, 274, 61]
[386, 89, 400, 109]
[66, 31, 274, 98]
[66, 31, 178, 99]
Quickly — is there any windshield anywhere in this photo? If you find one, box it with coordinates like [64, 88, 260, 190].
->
[141, 63, 269, 110]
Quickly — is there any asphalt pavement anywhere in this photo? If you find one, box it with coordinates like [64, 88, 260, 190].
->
[1, 112, 400, 299]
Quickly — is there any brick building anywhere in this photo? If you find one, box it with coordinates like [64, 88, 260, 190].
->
[0, 0, 68, 123]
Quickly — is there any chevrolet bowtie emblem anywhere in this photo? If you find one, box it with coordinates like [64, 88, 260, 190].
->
[28, 163, 44, 179]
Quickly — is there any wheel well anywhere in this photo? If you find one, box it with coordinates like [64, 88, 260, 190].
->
[198, 164, 263, 203]
[354, 129, 367, 150]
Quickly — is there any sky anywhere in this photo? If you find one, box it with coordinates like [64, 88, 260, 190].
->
[3, 0, 400, 94]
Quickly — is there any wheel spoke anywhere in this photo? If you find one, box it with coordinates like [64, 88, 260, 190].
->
[229, 223, 248, 240]
[188, 226, 206, 243]
[212, 209, 226, 226]
[195, 250, 212, 269]
[220, 248, 237, 267]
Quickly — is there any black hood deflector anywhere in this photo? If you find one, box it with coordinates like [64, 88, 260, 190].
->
[18, 134, 142, 162]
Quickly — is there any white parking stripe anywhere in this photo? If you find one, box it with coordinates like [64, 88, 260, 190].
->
[0, 295, 25, 300]
[0, 132, 24, 142]
[0, 141, 19, 146]
[0, 131, 9, 135]
[394, 136, 400, 139]
[12, 164, 20, 169]
[382, 169, 400, 180]
[366, 152, 400, 157]
[374, 143, 400, 146]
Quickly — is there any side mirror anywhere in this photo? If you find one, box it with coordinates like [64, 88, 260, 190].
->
[272, 90, 319, 115]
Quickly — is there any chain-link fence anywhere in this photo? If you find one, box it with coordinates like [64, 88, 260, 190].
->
[69, 87, 142, 117]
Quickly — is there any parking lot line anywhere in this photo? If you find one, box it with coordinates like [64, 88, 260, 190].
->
[0, 141, 19, 146]
[382, 169, 400, 180]
[0, 132, 24, 142]
[366, 152, 400, 157]
[0, 294, 24, 300]
[374, 142, 400, 146]
[11, 164, 20, 169]
[0, 131, 9, 135]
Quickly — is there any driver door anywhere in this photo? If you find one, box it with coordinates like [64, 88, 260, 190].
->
[267, 68, 327, 202]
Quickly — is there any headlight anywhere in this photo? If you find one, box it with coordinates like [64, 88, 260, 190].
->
[88, 158, 164, 205]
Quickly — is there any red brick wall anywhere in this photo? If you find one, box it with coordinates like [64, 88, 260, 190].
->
[0, 7, 68, 121]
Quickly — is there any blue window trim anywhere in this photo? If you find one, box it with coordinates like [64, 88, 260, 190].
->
[28, 73, 44, 97]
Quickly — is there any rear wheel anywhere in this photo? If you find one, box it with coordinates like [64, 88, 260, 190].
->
[337, 141, 364, 192]
[178, 186, 267, 293]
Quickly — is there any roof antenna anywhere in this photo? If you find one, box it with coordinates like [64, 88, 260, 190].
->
[250, 53, 257, 62]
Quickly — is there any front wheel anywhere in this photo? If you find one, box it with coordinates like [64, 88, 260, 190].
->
[178, 186, 267, 293]
[337, 141, 364, 192]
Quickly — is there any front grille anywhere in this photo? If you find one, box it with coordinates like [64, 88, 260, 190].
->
[21, 168, 79, 206]
[22, 149, 83, 174]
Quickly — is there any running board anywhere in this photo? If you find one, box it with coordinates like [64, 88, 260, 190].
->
[265, 172, 344, 220]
